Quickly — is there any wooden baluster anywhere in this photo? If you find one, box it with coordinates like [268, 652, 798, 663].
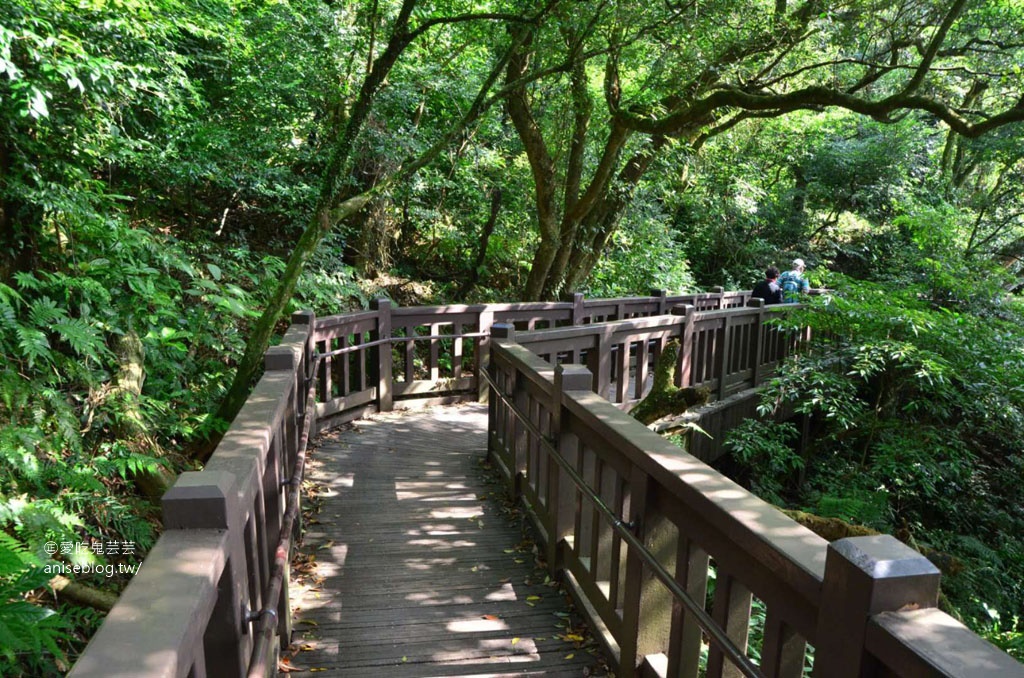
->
[710, 285, 725, 309]
[706, 567, 752, 678]
[429, 322, 439, 381]
[748, 298, 765, 387]
[453, 322, 463, 379]
[318, 338, 331, 402]
[616, 340, 630, 404]
[403, 325, 414, 384]
[634, 337, 650, 400]
[337, 334, 349, 395]
[672, 305, 694, 387]
[667, 537, 710, 678]
[760, 610, 806, 678]
[716, 315, 732, 400]
[490, 324, 516, 487]
[651, 288, 668, 316]
[620, 466, 674, 678]
[353, 331, 366, 392]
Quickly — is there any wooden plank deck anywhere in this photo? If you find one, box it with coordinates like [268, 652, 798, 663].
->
[286, 403, 610, 677]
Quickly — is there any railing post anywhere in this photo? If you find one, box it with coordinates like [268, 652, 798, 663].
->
[370, 298, 393, 412]
[813, 535, 940, 678]
[671, 304, 695, 388]
[650, 288, 668, 316]
[571, 292, 585, 325]
[489, 324, 517, 493]
[710, 285, 725, 309]
[290, 310, 315, 418]
[477, 307, 495, 400]
[546, 364, 592, 572]
[163, 471, 248, 678]
[746, 299, 764, 388]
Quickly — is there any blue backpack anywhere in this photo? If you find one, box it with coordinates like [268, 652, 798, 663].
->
[779, 271, 802, 298]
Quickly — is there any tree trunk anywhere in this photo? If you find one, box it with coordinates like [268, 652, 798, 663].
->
[459, 187, 502, 298]
[204, 17, 536, 448]
[628, 340, 710, 425]
[522, 229, 560, 301]
[109, 330, 177, 499]
[561, 135, 666, 292]
[209, 201, 366, 457]
[49, 575, 118, 612]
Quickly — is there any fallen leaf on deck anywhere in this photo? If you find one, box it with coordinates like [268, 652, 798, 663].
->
[564, 653, 575, 660]
[511, 637, 520, 645]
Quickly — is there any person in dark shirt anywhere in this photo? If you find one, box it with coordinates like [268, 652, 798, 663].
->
[751, 266, 784, 305]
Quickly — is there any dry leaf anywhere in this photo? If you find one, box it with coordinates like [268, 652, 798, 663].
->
[482, 614, 500, 621]
[526, 595, 541, 601]
[511, 637, 520, 646]
[564, 653, 575, 660]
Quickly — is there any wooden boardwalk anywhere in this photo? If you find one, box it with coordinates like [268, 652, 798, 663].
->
[286, 404, 610, 677]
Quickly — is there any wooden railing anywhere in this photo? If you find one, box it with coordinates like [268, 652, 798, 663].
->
[311, 288, 751, 430]
[512, 302, 796, 408]
[484, 328, 1024, 678]
[66, 289, 747, 677]
[67, 288, 1023, 677]
[69, 312, 317, 678]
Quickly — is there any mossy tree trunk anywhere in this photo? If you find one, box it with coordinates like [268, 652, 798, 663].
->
[628, 339, 709, 426]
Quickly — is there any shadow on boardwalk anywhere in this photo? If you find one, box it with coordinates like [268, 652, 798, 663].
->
[285, 404, 611, 677]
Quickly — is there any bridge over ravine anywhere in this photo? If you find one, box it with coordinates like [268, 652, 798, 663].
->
[67, 290, 1024, 678]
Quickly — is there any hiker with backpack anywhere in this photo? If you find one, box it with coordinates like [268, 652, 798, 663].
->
[778, 258, 810, 302]
[751, 266, 784, 305]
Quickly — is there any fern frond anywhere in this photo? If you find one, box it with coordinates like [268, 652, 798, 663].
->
[11, 272, 41, 291]
[28, 298, 65, 327]
[52, 318, 105, 362]
[0, 282, 24, 307]
[15, 326, 51, 367]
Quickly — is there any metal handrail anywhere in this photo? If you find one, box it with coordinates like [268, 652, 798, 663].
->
[246, 353, 321, 678]
[479, 362, 765, 678]
[318, 331, 489, 359]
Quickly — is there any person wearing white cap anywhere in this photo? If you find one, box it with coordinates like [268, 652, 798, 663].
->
[778, 258, 810, 302]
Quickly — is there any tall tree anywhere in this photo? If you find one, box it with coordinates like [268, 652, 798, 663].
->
[506, 0, 1024, 299]
[211, 0, 560, 435]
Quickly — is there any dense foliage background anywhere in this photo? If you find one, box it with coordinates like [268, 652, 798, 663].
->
[1, 0, 1022, 672]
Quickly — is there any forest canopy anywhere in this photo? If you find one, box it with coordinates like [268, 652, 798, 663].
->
[1, 0, 1023, 672]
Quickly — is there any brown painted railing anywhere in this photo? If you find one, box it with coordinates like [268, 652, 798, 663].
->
[484, 329, 1024, 678]
[69, 312, 317, 678]
[512, 301, 796, 408]
[311, 288, 751, 430]
[68, 289, 1023, 677]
